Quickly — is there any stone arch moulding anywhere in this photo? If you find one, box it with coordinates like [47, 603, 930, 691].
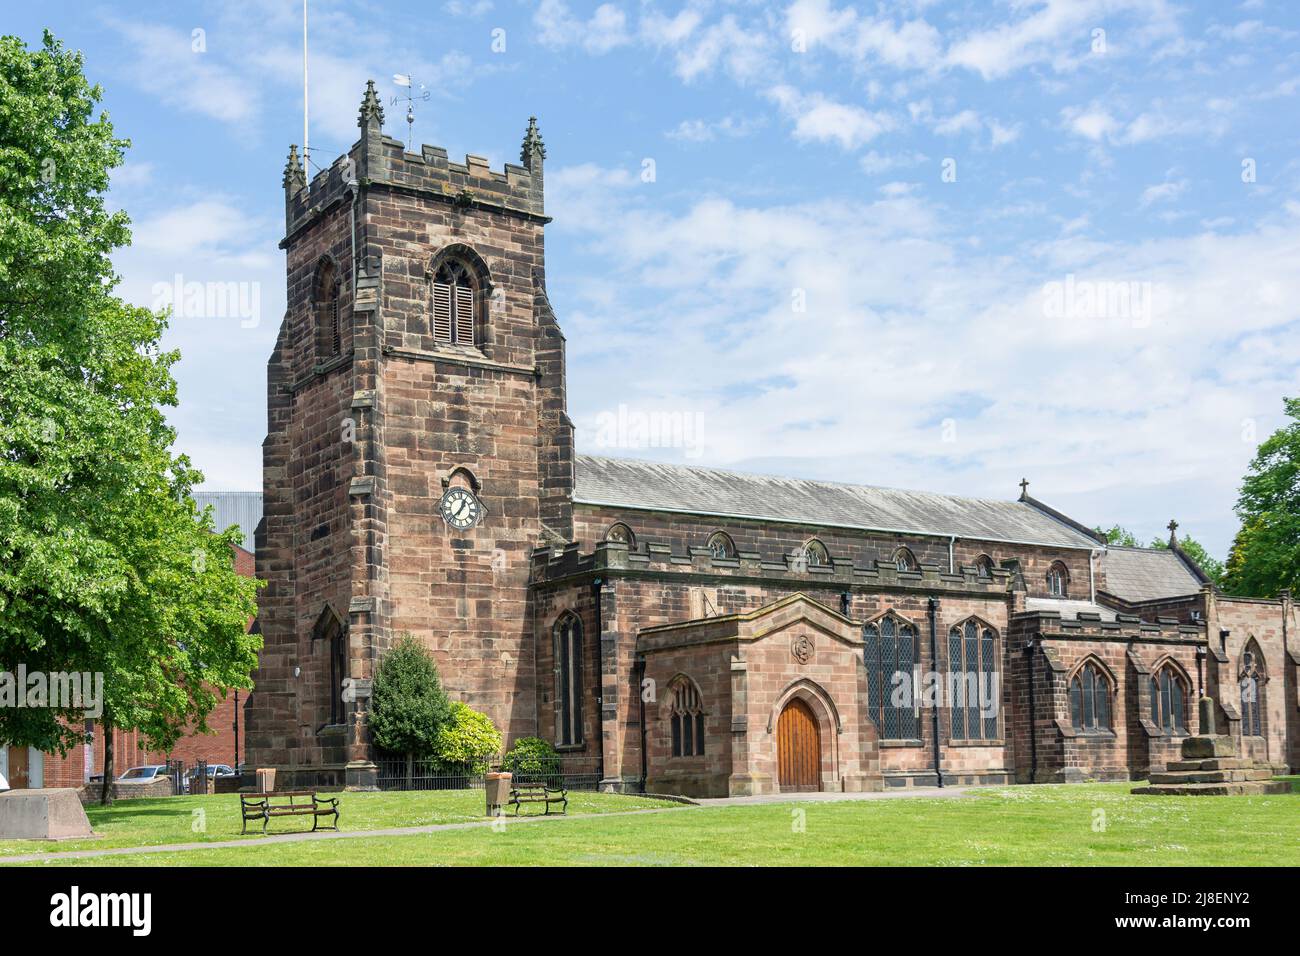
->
[1067, 652, 1118, 688]
[426, 242, 495, 295]
[862, 607, 922, 633]
[659, 672, 707, 717]
[767, 677, 843, 736]
[441, 465, 482, 493]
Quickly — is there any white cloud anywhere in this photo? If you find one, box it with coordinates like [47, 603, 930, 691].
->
[1139, 178, 1188, 207]
[666, 115, 763, 143]
[767, 86, 895, 150]
[104, 20, 260, 124]
[536, 0, 632, 54]
[548, 162, 1300, 556]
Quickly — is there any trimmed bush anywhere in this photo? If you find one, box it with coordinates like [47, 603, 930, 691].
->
[434, 701, 502, 766]
[502, 736, 558, 776]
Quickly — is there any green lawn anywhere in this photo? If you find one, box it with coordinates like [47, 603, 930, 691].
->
[5, 780, 1297, 866]
[0, 789, 672, 858]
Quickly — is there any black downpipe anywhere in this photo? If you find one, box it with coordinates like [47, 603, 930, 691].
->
[927, 597, 943, 787]
[591, 577, 605, 784]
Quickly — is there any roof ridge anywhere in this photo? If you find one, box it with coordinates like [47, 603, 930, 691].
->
[576, 453, 1032, 509]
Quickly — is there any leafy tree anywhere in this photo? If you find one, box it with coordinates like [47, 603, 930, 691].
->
[369, 635, 452, 786]
[434, 701, 502, 767]
[1095, 525, 1140, 547]
[1222, 398, 1300, 597]
[0, 32, 259, 803]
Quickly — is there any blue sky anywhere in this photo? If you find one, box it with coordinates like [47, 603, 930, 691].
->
[8, 0, 1300, 557]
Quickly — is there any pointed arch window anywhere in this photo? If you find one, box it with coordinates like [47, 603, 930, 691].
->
[1046, 562, 1069, 597]
[312, 608, 346, 727]
[1149, 664, 1188, 735]
[431, 259, 477, 346]
[893, 547, 917, 572]
[864, 615, 918, 740]
[554, 613, 584, 747]
[667, 677, 705, 757]
[1069, 661, 1112, 733]
[313, 259, 343, 359]
[801, 539, 830, 568]
[1239, 645, 1264, 738]
[975, 555, 995, 579]
[948, 619, 999, 741]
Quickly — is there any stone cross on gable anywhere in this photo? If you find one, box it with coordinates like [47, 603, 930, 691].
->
[1168, 519, 1179, 545]
[1018, 478, 1029, 500]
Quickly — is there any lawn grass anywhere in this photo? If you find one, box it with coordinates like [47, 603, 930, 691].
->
[8, 780, 1297, 867]
[0, 789, 674, 858]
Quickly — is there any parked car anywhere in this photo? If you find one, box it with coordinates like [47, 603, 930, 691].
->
[183, 764, 235, 793]
[116, 765, 168, 784]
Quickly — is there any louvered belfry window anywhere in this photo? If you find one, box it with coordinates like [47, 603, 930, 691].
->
[432, 260, 475, 346]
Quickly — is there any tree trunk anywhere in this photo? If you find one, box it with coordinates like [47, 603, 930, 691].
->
[99, 713, 114, 807]
[406, 750, 414, 790]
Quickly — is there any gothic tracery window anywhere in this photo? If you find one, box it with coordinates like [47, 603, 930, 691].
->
[801, 539, 829, 568]
[431, 259, 476, 346]
[604, 522, 635, 550]
[864, 615, 918, 740]
[1069, 660, 1112, 733]
[707, 531, 736, 559]
[668, 677, 705, 757]
[1149, 663, 1188, 735]
[893, 547, 918, 572]
[949, 619, 999, 741]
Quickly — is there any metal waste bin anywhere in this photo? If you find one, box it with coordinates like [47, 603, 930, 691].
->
[485, 771, 512, 816]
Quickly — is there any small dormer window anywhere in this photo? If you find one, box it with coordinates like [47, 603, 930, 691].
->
[432, 260, 476, 346]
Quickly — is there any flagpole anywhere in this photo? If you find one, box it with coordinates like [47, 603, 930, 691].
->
[303, 0, 310, 176]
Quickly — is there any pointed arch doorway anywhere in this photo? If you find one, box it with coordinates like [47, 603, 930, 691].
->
[777, 698, 821, 792]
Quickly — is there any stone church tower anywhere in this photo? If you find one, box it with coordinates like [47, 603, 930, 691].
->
[248, 82, 572, 788]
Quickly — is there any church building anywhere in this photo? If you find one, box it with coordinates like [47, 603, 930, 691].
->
[246, 83, 1300, 797]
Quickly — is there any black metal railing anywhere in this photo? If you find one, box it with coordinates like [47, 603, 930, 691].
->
[375, 754, 603, 792]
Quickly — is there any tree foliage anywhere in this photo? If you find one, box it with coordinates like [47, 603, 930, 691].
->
[368, 635, 451, 760]
[0, 32, 259, 768]
[434, 701, 502, 766]
[1222, 397, 1300, 597]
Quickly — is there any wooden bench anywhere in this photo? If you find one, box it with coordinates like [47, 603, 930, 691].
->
[239, 791, 340, 835]
[507, 781, 568, 816]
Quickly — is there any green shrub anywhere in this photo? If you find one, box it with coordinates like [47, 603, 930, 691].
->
[502, 736, 558, 776]
[369, 635, 451, 764]
[434, 701, 502, 766]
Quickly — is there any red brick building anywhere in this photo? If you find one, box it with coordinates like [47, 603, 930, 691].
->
[245, 84, 1299, 796]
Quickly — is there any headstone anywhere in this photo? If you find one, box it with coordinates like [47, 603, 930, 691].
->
[0, 788, 96, 840]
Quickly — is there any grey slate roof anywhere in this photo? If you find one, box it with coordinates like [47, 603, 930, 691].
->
[194, 491, 263, 550]
[573, 455, 1101, 549]
[1100, 546, 1203, 603]
[1024, 598, 1118, 622]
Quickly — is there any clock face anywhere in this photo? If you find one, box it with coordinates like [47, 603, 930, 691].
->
[439, 487, 483, 531]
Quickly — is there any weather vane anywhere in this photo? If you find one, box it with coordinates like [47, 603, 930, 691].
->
[392, 73, 430, 151]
